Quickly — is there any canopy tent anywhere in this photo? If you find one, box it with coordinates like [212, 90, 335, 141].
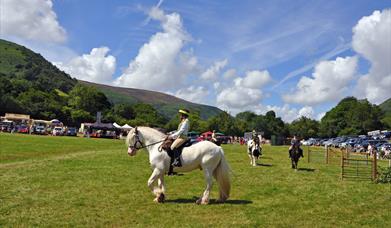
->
[113, 122, 122, 128]
[122, 124, 132, 130]
[113, 122, 133, 130]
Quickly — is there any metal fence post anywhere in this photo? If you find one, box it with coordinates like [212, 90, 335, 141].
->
[372, 151, 377, 181]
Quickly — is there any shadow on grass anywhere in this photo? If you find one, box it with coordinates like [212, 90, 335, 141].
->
[165, 197, 253, 205]
[257, 163, 272, 167]
[297, 168, 316, 172]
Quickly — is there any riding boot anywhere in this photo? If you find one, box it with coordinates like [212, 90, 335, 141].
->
[167, 150, 176, 176]
[168, 165, 175, 176]
[171, 148, 182, 167]
[289, 149, 292, 158]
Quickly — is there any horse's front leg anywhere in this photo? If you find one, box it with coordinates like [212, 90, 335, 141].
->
[155, 175, 165, 203]
[248, 154, 253, 165]
[147, 168, 162, 202]
[252, 155, 257, 166]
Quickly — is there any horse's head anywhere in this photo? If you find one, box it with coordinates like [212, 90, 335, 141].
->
[126, 127, 144, 156]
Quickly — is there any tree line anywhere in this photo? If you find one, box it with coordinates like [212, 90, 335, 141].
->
[0, 78, 388, 138]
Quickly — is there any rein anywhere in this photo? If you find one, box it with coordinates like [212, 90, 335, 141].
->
[129, 128, 165, 150]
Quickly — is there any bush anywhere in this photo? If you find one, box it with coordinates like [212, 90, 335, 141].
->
[376, 166, 391, 183]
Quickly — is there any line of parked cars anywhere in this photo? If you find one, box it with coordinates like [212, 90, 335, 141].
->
[301, 132, 391, 158]
[0, 123, 78, 137]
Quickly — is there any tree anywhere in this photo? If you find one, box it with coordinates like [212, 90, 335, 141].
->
[68, 84, 111, 115]
[132, 103, 167, 127]
[320, 97, 384, 137]
[289, 117, 320, 139]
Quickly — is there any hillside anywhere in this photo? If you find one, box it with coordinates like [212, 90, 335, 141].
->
[379, 98, 391, 128]
[0, 39, 222, 121]
[80, 81, 222, 120]
[380, 98, 391, 115]
[0, 39, 77, 93]
[0, 39, 77, 118]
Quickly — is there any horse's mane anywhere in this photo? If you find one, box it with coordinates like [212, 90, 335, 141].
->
[138, 126, 167, 138]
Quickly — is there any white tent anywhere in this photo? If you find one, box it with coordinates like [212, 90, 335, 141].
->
[113, 122, 122, 128]
[122, 124, 133, 130]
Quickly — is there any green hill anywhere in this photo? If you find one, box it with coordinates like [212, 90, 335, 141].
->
[379, 98, 391, 128]
[380, 98, 391, 114]
[0, 39, 77, 93]
[81, 81, 222, 120]
[0, 39, 222, 121]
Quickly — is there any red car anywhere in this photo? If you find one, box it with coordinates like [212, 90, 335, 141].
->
[18, 125, 29, 134]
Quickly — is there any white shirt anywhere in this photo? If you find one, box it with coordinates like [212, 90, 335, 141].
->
[170, 118, 189, 139]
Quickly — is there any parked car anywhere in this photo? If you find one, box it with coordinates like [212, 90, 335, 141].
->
[18, 125, 29, 134]
[52, 127, 64, 136]
[33, 125, 46, 135]
[65, 127, 77, 136]
[187, 131, 200, 143]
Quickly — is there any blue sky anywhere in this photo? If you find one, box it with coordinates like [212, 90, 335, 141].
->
[1, 0, 390, 122]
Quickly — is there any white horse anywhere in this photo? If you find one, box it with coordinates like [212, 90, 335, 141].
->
[126, 127, 231, 204]
[247, 139, 262, 166]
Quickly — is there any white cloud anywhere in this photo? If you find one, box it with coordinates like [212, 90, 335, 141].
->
[55, 47, 116, 84]
[283, 56, 358, 105]
[175, 86, 209, 103]
[298, 106, 314, 118]
[217, 86, 263, 113]
[352, 9, 391, 104]
[0, 0, 66, 43]
[114, 7, 197, 91]
[200, 59, 228, 80]
[223, 69, 237, 80]
[264, 104, 315, 123]
[264, 104, 299, 123]
[215, 69, 272, 113]
[241, 70, 271, 89]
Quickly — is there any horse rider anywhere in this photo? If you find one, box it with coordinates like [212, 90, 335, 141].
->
[211, 130, 218, 143]
[168, 109, 190, 169]
[252, 130, 260, 147]
[289, 135, 303, 158]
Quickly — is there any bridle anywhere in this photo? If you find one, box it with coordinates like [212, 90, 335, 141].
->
[128, 127, 165, 151]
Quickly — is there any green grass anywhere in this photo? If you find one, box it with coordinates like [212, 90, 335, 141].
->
[1, 133, 390, 227]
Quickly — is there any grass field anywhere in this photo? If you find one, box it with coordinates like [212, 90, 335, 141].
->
[1, 133, 390, 227]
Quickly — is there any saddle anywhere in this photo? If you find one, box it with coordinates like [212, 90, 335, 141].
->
[160, 138, 193, 175]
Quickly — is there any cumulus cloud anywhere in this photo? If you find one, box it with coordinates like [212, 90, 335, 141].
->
[200, 59, 228, 80]
[240, 70, 271, 89]
[175, 86, 209, 103]
[283, 56, 358, 105]
[0, 0, 66, 43]
[264, 104, 315, 123]
[298, 106, 314, 118]
[217, 87, 263, 114]
[55, 47, 116, 84]
[352, 9, 391, 104]
[223, 69, 237, 80]
[114, 7, 197, 91]
[216, 70, 272, 112]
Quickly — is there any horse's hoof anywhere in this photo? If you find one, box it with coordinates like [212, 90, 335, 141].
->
[195, 198, 202, 204]
[157, 193, 165, 203]
[201, 200, 209, 205]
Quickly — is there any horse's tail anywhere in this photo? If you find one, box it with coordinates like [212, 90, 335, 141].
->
[213, 148, 231, 202]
